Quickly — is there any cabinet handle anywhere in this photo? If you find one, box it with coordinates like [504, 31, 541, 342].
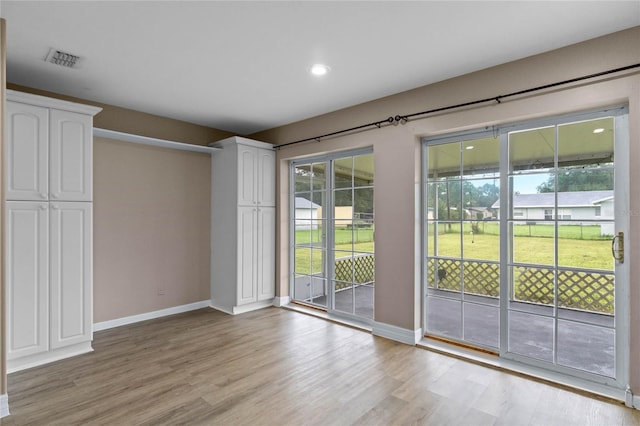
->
[40, 193, 47, 199]
[51, 205, 59, 210]
[51, 193, 59, 199]
[40, 205, 47, 211]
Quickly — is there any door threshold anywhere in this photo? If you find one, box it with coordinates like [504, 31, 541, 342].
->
[417, 337, 633, 408]
[282, 302, 372, 333]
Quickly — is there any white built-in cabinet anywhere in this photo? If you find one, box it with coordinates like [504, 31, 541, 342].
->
[5, 90, 101, 372]
[210, 137, 276, 314]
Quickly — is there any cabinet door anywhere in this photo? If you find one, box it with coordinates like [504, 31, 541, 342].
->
[6, 202, 49, 359]
[237, 206, 257, 305]
[6, 102, 49, 201]
[50, 202, 92, 349]
[237, 145, 257, 206]
[50, 110, 93, 201]
[257, 148, 276, 207]
[257, 207, 276, 300]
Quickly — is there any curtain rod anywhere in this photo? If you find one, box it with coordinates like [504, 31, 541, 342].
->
[276, 63, 640, 150]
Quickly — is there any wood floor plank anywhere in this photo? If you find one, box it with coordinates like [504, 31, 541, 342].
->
[3, 307, 640, 425]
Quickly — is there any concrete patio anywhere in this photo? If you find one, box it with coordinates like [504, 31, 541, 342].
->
[427, 289, 615, 377]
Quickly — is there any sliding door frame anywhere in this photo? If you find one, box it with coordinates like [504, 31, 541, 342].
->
[290, 147, 374, 323]
[422, 105, 630, 390]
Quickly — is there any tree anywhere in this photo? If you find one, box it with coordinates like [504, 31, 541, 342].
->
[536, 167, 613, 193]
[428, 180, 499, 220]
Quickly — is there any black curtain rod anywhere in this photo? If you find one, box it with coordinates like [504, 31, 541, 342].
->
[276, 63, 640, 149]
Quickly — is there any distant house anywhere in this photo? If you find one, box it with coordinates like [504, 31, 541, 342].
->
[295, 197, 321, 229]
[467, 206, 493, 220]
[491, 190, 614, 234]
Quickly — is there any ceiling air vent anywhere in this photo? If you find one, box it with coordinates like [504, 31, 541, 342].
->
[45, 48, 80, 69]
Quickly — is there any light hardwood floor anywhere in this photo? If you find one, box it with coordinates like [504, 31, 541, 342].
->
[3, 307, 640, 425]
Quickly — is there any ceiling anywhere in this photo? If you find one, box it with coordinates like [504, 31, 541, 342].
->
[1, 1, 639, 135]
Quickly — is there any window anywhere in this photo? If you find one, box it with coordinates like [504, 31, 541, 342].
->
[544, 209, 553, 220]
[595, 206, 602, 217]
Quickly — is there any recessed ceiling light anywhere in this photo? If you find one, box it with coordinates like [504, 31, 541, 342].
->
[593, 128, 605, 134]
[310, 64, 330, 76]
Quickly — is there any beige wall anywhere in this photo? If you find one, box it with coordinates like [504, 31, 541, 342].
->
[253, 27, 640, 388]
[93, 138, 212, 322]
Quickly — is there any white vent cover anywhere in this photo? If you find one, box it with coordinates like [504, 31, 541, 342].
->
[45, 48, 80, 68]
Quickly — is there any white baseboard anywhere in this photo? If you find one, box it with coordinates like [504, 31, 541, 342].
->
[372, 321, 422, 345]
[210, 299, 274, 315]
[0, 394, 9, 418]
[634, 394, 640, 410]
[8, 342, 93, 373]
[273, 296, 290, 307]
[93, 300, 210, 332]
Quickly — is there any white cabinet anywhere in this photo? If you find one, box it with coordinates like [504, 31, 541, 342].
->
[6, 202, 49, 360]
[50, 202, 92, 350]
[257, 207, 276, 300]
[237, 143, 276, 207]
[6, 101, 49, 201]
[7, 97, 93, 202]
[49, 109, 93, 201]
[5, 90, 101, 372]
[210, 137, 276, 314]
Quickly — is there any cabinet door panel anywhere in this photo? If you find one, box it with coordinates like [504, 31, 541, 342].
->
[6, 102, 49, 201]
[257, 149, 276, 206]
[238, 145, 257, 206]
[237, 206, 257, 305]
[6, 202, 49, 359]
[50, 110, 93, 201]
[50, 202, 92, 349]
[257, 207, 276, 300]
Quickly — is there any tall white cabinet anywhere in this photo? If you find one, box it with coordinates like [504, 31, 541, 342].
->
[5, 90, 101, 372]
[210, 137, 276, 314]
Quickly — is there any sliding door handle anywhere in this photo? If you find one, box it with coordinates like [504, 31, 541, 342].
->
[611, 231, 624, 263]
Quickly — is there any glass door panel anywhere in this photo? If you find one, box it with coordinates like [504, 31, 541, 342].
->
[291, 151, 374, 321]
[292, 162, 328, 308]
[332, 153, 374, 319]
[506, 115, 619, 379]
[426, 136, 500, 350]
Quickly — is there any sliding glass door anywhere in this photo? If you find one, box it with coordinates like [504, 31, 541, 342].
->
[424, 107, 629, 387]
[292, 161, 328, 308]
[425, 134, 501, 349]
[291, 149, 375, 321]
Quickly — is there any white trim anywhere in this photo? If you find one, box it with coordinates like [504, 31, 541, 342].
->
[7, 89, 102, 116]
[209, 299, 274, 315]
[93, 300, 210, 332]
[93, 128, 221, 154]
[209, 136, 274, 150]
[273, 296, 291, 307]
[8, 342, 93, 373]
[372, 321, 421, 345]
[0, 394, 9, 418]
[633, 394, 640, 410]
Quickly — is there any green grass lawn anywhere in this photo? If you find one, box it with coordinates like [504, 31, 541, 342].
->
[428, 232, 613, 270]
[295, 224, 613, 273]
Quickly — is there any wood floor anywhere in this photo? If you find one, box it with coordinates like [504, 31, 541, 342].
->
[3, 307, 640, 425]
